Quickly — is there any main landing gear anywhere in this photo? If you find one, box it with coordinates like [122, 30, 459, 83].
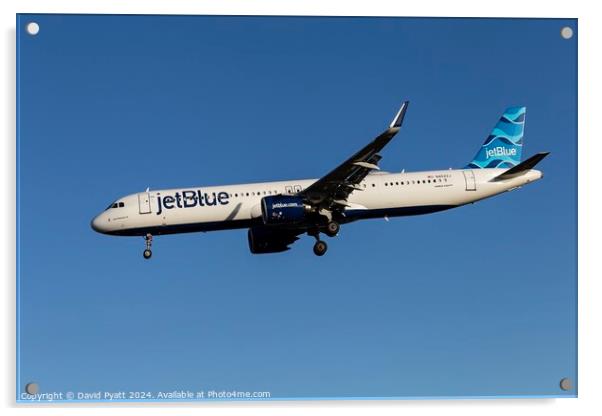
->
[324, 220, 340, 237]
[143, 233, 153, 259]
[313, 239, 328, 256]
[309, 221, 340, 256]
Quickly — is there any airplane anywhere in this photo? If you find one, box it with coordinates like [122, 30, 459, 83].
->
[91, 102, 549, 259]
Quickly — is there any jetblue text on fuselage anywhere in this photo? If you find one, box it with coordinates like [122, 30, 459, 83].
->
[156, 189, 229, 215]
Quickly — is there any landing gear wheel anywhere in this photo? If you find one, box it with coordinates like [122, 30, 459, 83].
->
[313, 240, 328, 256]
[143, 233, 153, 260]
[324, 221, 340, 237]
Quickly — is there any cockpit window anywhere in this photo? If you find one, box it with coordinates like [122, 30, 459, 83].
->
[105, 202, 120, 210]
[119, 202, 125, 208]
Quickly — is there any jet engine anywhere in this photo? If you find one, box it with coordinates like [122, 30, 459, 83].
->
[260, 195, 310, 225]
[247, 227, 298, 254]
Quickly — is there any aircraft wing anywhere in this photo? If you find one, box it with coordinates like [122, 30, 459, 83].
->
[300, 101, 409, 209]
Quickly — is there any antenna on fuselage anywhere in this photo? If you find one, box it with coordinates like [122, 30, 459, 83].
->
[145, 187, 149, 192]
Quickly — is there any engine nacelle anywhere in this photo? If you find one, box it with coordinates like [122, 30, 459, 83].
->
[248, 227, 292, 254]
[261, 195, 309, 225]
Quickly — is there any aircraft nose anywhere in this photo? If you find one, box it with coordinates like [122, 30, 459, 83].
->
[91, 214, 106, 233]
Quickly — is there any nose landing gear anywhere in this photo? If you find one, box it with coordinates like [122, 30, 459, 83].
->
[143, 233, 153, 259]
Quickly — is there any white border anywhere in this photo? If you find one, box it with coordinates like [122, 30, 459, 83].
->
[2, 1, 599, 415]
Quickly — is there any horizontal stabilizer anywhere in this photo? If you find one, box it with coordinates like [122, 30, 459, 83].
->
[491, 152, 550, 181]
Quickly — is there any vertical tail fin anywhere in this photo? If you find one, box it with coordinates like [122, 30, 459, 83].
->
[466, 106, 526, 169]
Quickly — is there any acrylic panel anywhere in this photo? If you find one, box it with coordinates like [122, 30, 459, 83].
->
[16, 14, 577, 402]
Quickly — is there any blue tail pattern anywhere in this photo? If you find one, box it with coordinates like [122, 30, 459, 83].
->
[466, 106, 525, 169]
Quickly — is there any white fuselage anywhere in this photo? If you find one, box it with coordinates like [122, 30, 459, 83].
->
[91, 168, 543, 236]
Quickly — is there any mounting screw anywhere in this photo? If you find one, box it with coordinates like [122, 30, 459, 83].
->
[25, 383, 39, 395]
[26, 22, 40, 36]
[559, 377, 572, 391]
[560, 26, 573, 40]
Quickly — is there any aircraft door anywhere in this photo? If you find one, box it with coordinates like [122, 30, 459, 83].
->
[138, 192, 152, 214]
[463, 170, 477, 191]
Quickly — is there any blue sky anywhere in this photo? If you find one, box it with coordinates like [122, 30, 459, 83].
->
[17, 15, 577, 400]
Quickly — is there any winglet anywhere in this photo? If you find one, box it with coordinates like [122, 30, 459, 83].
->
[389, 101, 409, 129]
